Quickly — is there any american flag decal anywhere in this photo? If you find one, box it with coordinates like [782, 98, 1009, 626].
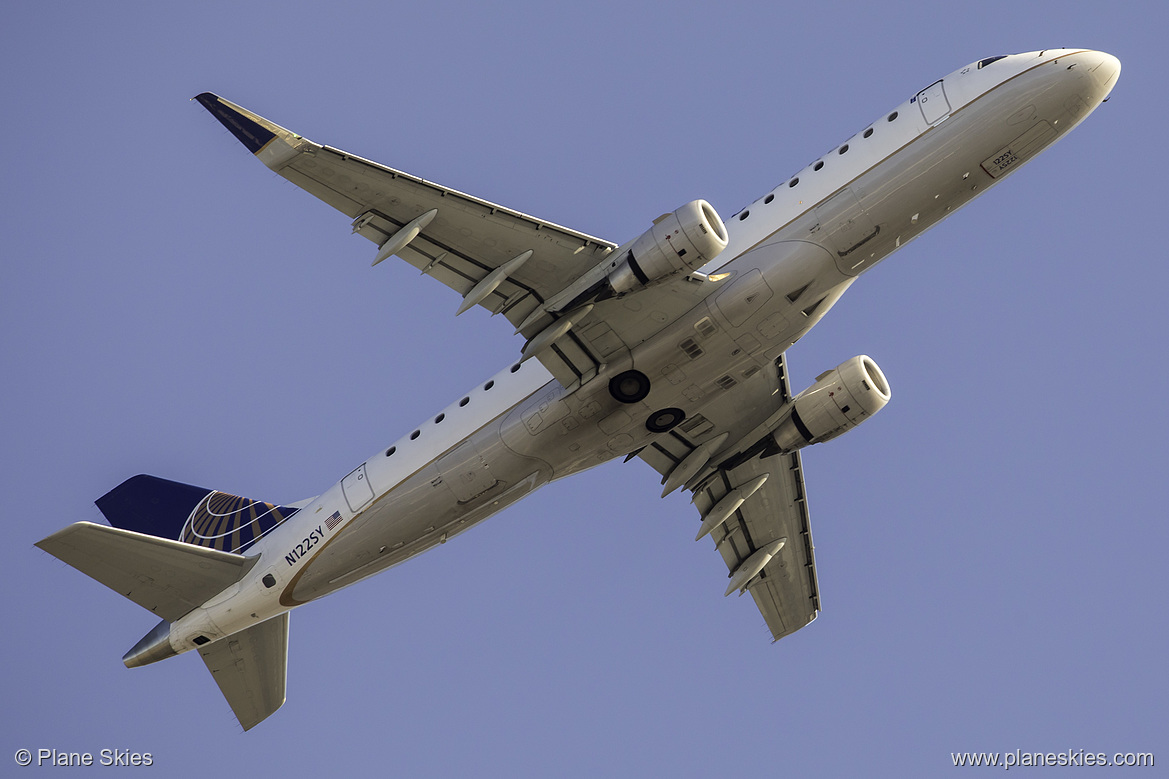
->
[325, 511, 343, 531]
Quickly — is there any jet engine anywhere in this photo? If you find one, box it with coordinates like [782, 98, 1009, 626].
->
[770, 355, 891, 453]
[607, 200, 729, 294]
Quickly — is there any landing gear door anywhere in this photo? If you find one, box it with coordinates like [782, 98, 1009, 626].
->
[917, 80, 951, 125]
[342, 464, 375, 513]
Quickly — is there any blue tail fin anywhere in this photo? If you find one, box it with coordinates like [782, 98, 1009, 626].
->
[96, 475, 300, 554]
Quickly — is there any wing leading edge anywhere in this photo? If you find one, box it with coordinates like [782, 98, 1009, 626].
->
[194, 92, 621, 387]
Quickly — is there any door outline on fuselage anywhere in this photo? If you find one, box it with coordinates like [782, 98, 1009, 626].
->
[341, 464, 375, 513]
[917, 79, 951, 125]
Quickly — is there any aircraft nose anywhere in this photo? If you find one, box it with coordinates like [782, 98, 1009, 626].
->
[1073, 50, 1122, 103]
[1092, 51, 1122, 93]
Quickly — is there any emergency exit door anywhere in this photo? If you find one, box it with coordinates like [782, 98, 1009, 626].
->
[917, 80, 951, 125]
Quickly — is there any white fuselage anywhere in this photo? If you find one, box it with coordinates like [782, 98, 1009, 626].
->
[168, 49, 1120, 654]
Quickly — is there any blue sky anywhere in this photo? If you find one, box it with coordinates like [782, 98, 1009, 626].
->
[3, 1, 1164, 775]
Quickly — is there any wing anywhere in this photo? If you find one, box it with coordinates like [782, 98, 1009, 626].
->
[195, 93, 631, 388]
[637, 353, 821, 642]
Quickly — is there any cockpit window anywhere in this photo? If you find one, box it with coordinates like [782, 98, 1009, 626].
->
[977, 56, 1008, 69]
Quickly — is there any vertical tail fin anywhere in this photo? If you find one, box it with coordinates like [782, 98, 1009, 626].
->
[41, 475, 300, 732]
[96, 474, 301, 554]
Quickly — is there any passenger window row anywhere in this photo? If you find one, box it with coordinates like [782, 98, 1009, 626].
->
[736, 110, 903, 221]
[386, 362, 523, 456]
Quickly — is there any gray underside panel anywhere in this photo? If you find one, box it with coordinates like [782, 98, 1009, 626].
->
[199, 613, 289, 731]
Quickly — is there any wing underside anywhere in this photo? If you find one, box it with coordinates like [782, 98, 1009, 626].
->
[638, 354, 821, 641]
[195, 92, 622, 387]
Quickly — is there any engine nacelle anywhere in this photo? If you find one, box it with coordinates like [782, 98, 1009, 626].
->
[771, 356, 891, 453]
[608, 200, 728, 294]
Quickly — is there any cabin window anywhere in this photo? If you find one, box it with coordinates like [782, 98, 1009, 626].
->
[764, 194, 774, 204]
[888, 111, 899, 122]
[510, 363, 522, 373]
[262, 574, 277, 588]
[863, 127, 874, 138]
[484, 380, 495, 391]
[459, 397, 469, 407]
[813, 161, 824, 171]
[410, 430, 420, 440]
[839, 144, 849, 154]
[789, 178, 799, 187]
[739, 211, 749, 220]
[385, 446, 396, 457]
[435, 413, 445, 424]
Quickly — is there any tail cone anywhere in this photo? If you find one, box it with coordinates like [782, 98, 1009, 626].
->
[123, 619, 176, 668]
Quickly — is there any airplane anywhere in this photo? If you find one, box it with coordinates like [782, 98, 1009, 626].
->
[38, 49, 1120, 731]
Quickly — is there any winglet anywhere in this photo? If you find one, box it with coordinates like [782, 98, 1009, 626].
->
[194, 92, 277, 154]
[194, 92, 313, 168]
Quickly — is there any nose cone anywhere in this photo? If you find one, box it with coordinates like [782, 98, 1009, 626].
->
[1067, 49, 1122, 105]
[1031, 49, 1121, 126]
[1091, 51, 1122, 97]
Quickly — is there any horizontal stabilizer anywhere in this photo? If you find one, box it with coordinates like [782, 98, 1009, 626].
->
[36, 522, 256, 622]
[199, 613, 289, 731]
